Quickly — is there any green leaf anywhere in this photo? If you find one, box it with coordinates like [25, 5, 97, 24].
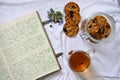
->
[50, 8, 54, 13]
[56, 11, 62, 19]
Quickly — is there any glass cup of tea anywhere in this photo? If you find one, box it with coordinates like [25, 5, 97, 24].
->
[68, 49, 95, 72]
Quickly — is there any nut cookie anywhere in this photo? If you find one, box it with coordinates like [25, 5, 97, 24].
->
[101, 23, 111, 38]
[65, 11, 81, 24]
[87, 16, 111, 40]
[94, 16, 107, 25]
[63, 22, 79, 37]
[64, 2, 80, 14]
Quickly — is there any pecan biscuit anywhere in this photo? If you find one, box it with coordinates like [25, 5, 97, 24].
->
[101, 23, 111, 38]
[63, 22, 79, 37]
[65, 11, 81, 24]
[64, 2, 80, 14]
[94, 16, 107, 24]
[87, 16, 111, 40]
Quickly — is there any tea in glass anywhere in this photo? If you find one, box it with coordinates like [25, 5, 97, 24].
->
[69, 51, 90, 72]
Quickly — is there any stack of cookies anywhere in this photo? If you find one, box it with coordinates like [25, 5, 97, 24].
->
[63, 2, 81, 37]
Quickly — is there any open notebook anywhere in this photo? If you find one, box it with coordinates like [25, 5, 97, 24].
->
[0, 11, 61, 80]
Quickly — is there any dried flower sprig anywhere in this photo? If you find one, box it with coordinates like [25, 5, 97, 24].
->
[47, 8, 63, 25]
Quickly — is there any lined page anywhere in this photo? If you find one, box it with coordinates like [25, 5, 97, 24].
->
[0, 49, 12, 80]
[0, 12, 60, 80]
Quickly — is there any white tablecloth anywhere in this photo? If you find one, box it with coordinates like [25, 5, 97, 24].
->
[0, 0, 120, 80]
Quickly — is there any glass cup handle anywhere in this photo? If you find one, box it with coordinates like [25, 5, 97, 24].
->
[79, 31, 89, 41]
[68, 49, 95, 55]
[86, 48, 96, 54]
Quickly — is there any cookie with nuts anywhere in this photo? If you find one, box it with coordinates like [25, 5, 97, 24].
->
[64, 2, 80, 14]
[63, 22, 79, 37]
[65, 11, 81, 24]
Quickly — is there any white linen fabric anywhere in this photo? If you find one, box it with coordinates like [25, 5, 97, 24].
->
[0, 0, 120, 80]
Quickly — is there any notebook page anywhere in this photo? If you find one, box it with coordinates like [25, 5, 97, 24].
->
[0, 12, 60, 80]
[0, 49, 12, 80]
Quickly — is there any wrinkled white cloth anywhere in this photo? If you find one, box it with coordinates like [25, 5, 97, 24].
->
[0, 0, 120, 80]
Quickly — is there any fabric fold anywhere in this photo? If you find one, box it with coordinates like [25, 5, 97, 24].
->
[0, 0, 120, 80]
